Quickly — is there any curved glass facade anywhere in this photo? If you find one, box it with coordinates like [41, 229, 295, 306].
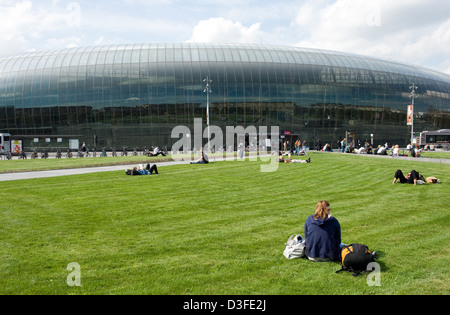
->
[0, 43, 449, 150]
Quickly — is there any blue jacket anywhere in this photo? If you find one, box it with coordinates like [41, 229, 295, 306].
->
[304, 215, 341, 261]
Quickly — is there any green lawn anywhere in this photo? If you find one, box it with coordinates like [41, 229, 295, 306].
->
[0, 152, 449, 295]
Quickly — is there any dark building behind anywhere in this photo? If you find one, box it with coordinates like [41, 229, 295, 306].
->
[0, 43, 449, 151]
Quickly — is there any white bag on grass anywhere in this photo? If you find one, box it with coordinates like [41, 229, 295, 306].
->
[283, 234, 307, 259]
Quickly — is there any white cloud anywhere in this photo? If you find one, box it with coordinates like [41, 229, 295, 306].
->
[187, 17, 264, 44]
[0, 1, 84, 55]
[0, 1, 34, 54]
[292, 0, 450, 74]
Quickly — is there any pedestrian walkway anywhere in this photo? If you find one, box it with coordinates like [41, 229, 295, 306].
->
[0, 154, 255, 182]
[342, 152, 450, 164]
[0, 160, 187, 182]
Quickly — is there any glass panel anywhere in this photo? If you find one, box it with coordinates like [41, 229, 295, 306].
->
[198, 46, 208, 62]
[206, 48, 217, 62]
[212, 47, 223, 62]
[76, 47, 90, 67]
[20, 57, 34, 73]
[230, 49, 241, 62]
[7, 56, 24, 72]
[70, 53, 83, 67]
[148, 46, 158, 63]
[222, 47, 233, 62]
[103, 46, 115, 64]
[239, 49, 249, 62]
[277, 50, 288, 64]
[157, 44, 166, 63]
[165, 44, 174, 62]
[35, 55, 49, 69]
[61, 52, 75, 67]
[247, 49, 259, 63]
[139, 47, 149, 67]
[113, 48, 125, 65]
[182, 46, 192, 62]
[173, 45, 183, 62]
[270, 50, 281, 63]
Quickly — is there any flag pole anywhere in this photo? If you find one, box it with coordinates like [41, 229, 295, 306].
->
[203, 76, 212, 152]
[409, 84, 418, 145]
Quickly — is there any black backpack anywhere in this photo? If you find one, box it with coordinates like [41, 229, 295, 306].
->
[336, 244, 375, 276]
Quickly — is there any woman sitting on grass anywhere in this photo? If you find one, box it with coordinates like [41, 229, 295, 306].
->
[304, 200, 341, 262]
[190, 148, 209, 164]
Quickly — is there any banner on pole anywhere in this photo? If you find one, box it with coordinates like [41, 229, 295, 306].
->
[11, 140, 22, 154]
[407, 105, 413, 125]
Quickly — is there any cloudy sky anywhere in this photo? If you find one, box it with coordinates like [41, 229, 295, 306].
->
[1, 0, 449, 74]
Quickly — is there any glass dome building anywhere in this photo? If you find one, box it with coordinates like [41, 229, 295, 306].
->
[0, 43, 449, 151]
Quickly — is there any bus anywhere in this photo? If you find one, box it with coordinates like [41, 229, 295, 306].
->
[0, 133, 11, 155]
[418, 129, 450, 149]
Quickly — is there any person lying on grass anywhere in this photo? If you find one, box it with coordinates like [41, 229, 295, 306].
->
[392, 169, 423, 185]
[279, 153, 311, 163]
[126, 164, 159, 175]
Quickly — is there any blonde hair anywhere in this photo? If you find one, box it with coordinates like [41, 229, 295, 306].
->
[313, 200, 331, 220]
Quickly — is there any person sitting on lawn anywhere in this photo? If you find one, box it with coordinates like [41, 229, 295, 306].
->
[304, 200, 341, 262]
[190, 148, 209, 164]
[322, 143, 332, 152]
[376, 145, 387, 155]
[148, 146, 166, 156]
[392, 144, 400, 158]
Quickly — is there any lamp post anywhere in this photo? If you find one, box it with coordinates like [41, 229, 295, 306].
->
[409, 84, 418, 145]
[203, 76, 212, 152]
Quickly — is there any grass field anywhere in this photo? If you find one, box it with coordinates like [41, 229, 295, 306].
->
[0, 152, 449, 295]
[0, 155, 172, 173]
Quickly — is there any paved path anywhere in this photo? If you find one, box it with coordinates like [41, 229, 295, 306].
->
[346, 153, 450, 164]
[0, 154, 247, 182]
[0, 160, 190, 182]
